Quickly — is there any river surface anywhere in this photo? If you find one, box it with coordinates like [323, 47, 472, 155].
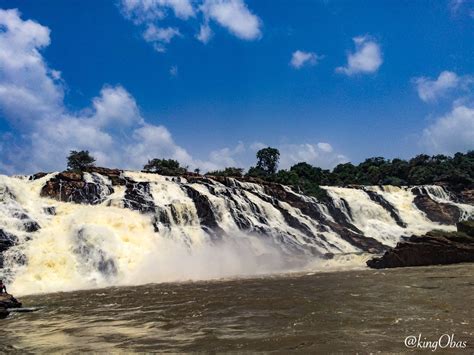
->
[1, 264, 473, 353]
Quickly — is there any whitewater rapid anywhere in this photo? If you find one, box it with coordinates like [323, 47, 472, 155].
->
[0, 171, 472, 295]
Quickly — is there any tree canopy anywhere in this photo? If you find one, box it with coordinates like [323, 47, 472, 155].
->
[206, 167, 244, 177]
[246, 150, 474, 199]
[143, 159, 187, 176]
[67, 150, 96, 171]
[256, 147, 280, 175]
[247, 147, 280, 177]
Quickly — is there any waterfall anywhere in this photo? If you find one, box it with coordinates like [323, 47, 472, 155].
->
[0, 170, 472, 295]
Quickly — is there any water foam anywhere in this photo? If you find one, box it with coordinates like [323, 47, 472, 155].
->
[0, 172, 470, 295]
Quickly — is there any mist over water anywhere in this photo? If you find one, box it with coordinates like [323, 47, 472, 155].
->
[0, 171, 472, 296]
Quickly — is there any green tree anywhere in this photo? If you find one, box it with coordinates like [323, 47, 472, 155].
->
[206, 167, 244, 177]
[143, 159, 187, 176]
[67, 150, 96, 171]
[256, 147, 280, 175]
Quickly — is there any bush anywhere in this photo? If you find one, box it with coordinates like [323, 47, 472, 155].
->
[206, 167, 244, 177]
[143, 159, 187, 176]
[67, 150, 96, 171]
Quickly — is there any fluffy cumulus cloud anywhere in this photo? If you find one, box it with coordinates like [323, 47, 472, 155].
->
[278, 143, 348, 170]
[0, 9, 346, 175]
[422, 105, 474, 155]
[336, 36, 382, 76]
[413, 71, 472, 103]
[199, 0, 261, 41]
[119, 0, 262, 51]
[202, 141, 347, 172]
[0, 9, 195, 174]
[290, 50, 322, 69]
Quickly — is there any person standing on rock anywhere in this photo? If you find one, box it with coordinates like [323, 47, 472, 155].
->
[0, 280, 7, 294]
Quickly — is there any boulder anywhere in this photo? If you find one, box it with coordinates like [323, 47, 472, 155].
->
[0, 293, 22, 308]
[367, 221, 474, 269]
[413, 194, 461, 225]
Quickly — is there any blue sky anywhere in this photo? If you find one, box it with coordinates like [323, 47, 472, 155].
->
[0, 0, 473, 174]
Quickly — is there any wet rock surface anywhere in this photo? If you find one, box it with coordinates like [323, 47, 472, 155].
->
[123, 182, 155, 213]
[456, 188, 474, 204]
[0, 293, 22, 308]
[261, 184, 387, 253]
[6, 169, 474, 257]
[363, 189, 406, 228]
[413, 194, 461, 224]
[184, 185, 227, 240]
[41, 171, 114, 204]
[0, 229, 18, 253]
[367, 221, 474, 269]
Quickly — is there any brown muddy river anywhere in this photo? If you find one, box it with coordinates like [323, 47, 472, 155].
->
[1, 264, 473, 353]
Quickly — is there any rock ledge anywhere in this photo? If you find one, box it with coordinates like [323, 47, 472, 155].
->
[367, 221, 474, 269]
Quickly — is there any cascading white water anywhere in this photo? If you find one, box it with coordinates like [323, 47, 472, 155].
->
[0, 171, 472, 295]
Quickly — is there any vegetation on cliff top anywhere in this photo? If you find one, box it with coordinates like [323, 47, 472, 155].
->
[65, 149, 474, 200]
[67, 150, 96, 172]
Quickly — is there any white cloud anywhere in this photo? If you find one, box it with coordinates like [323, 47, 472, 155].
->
[200, 0, 261, 41]
[142, 24, 182, 52]
[0, 9, 347, 175]
[413, 71, 472, 103]
[120, 0, 195, 22]
[422, 105, 474, 155]
[196, 21, 213, 43]
[278, 143, 348, 170]
[336, 35, 382, 76]
[198, 141, 346, 171]
[317, 142, 333, 153]
[119, 0, 262, 52]
[0, 9, 197, 174]
[290, 50, 321, 69]
[120, 0, 192, 52]
[91, 86, 143, 128]
[249, 142, 267, 151]
[206, 141, 245, 168]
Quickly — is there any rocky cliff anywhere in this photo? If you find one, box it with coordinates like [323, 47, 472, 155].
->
[0, 168, 473, 293]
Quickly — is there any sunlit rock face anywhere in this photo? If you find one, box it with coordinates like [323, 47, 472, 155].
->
[0, 169, 472, 295]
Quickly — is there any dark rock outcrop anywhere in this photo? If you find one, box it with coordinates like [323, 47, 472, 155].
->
[364, 189, 406, 227]
[367, 221, 474, 269]
[457, 220, 474, 236]
[41, 171, 114, 204]
[40, 168, 127, 204]
[261, 184, 387, 253]
[30, 172, 48, 180]
[123, 182, 156, 213]
[0, 229, 18, 253]
[0, 293, 22, 308]
[456, 189, 474, 205]
[184, 185, 227, 240]
[83, 167, 126, 186]
[413, 194, 461, 225]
